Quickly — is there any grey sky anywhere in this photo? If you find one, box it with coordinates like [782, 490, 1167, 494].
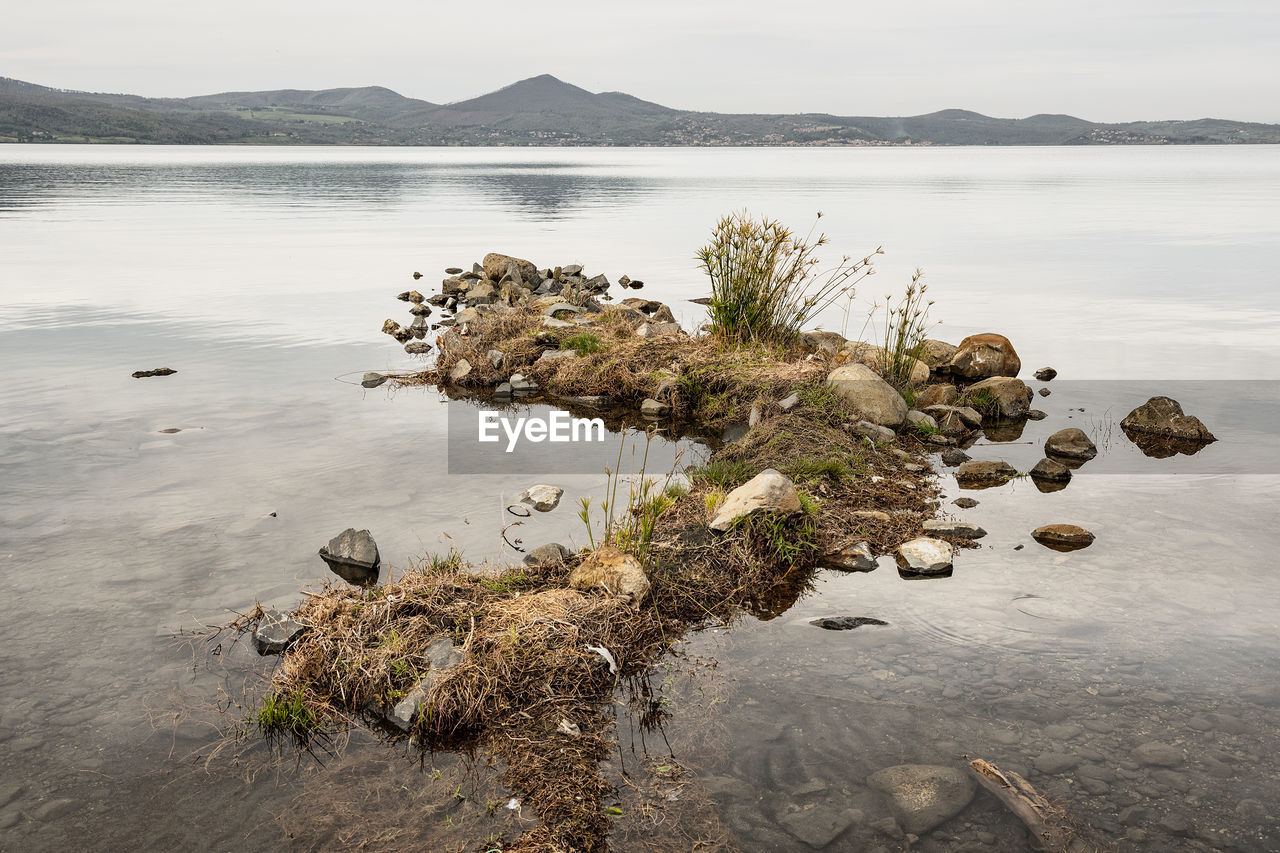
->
[4, 0, 1277, 122]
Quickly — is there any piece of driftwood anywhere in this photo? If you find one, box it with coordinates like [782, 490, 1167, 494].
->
[969, 758, 1096, 852]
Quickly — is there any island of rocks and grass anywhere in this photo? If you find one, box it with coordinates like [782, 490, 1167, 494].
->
[239, 220, 1219, 852]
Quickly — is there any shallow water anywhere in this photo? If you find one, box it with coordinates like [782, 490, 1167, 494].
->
[2, 145, 1279, 851]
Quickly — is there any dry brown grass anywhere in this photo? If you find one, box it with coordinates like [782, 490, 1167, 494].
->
[246, 304, 955, 851]
[404, 305, 827, 428]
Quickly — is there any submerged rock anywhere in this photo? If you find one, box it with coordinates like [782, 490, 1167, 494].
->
[1132, 741, 1186, 767]
[131, 367, 177, 378]
[868, 764, 975, 834]
[949, 333, 1021, 379]
[568, 546, 650, 603]
[253, 609, 307, 655]
[1031, 524, 1095, 552]
[953, 497, 980, 508]
[827, 363, 909, 427]
[319, 528, 380, 586]
[519, 484, 564, 512]
[896, 537, 954, 574]
[1045, 427, 1098, 461]
[810, 616, 888, 630]
[709, 468, 802, 532]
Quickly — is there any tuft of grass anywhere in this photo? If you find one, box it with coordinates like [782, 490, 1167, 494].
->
[687, 458, 755, 490]
[256, 690, 319, 739]
[562, 332, 604, 356]
[866, 268, 937, 390]
[962, 387, 999, 417]
[695, 210, 879, 347]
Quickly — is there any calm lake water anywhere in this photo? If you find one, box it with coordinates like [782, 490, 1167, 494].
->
[1, 144, 1279, 851]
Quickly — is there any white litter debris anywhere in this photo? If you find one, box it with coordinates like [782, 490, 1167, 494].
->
[585, 644, 618, 674]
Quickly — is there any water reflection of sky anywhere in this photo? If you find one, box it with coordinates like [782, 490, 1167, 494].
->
[2, 145, 1280, 851]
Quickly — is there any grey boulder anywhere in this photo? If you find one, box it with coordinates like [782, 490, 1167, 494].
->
[319, 528, 380, 586]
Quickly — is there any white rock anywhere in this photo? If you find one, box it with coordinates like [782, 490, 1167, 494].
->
[896, 537, 954, 573]
[827, 363, 908, 427]
[709, 468, 802, 532]
[519, 484, 564, 512]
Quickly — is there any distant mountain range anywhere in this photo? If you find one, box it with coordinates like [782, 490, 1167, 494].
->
[3, 74, 1278, 146]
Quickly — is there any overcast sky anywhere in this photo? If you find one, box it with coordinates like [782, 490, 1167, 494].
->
[4, 0, 1276, 122]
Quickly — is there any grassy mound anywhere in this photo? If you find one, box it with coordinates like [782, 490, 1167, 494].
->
[247, 305, 958, 851]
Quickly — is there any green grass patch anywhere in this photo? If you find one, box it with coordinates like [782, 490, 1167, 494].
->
[562, 332, 604, 356]
[256, 690, 319, 739]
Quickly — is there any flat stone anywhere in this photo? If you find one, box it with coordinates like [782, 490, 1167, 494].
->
[896, 538, 953, 574]
[821, 541, 878, 572]
[867, 764, 975, 834]
[955, 459, 1017, 486]
[852, 510, 892, 522]
[709, 468, 802, 532]
[509, 374, 538, 393]
[811, 615, 888, 630]
[519, 484, 563, 512]
[853, 420, 897, 443]
[1131, 742, 1185, 767]
[953, 497, 979, 508]
[906, 410, 937, 431]
[1031, 524, 1095, 552]
[778, 392, 800, 411]
[922, 520, 987, 540]
[1033, 752, 1080, 775]
[537, 349, 577, 362]
[449, 359, 473, 383]
[777, 806, 859, 849]
[640, 398, 670, 417]
[361, 372, 387, 388]
[404, 341, 433, 355]
[940, 448, 971, 467]
[636, 321, 682, 338]
[253, 609, 307, 655]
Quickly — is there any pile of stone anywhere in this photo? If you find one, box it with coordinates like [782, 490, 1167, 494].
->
[381, 252, 649, 356]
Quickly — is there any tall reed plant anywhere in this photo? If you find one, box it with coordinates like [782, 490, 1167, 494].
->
[869, 269, 937, 390]
[695, 210, 880, 346]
